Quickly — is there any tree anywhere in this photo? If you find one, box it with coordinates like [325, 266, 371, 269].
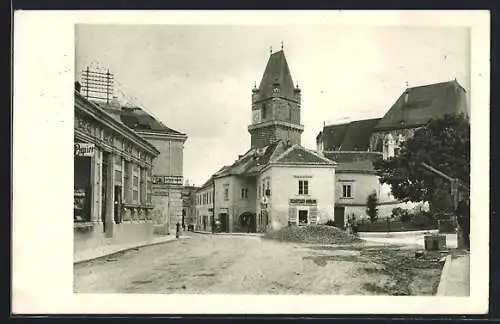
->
[366, 192, 379, 223]
[373, 113, 470, 214]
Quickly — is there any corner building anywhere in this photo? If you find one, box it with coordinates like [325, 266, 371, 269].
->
[74, 89, 160, 253]
[196, 50, 336, 233]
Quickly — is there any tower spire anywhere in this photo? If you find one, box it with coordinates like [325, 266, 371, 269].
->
[270, 46, 272, 55]
[281, 41, 284, 50]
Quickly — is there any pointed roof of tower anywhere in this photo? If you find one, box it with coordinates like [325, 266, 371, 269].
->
[256, 50, 296, 102]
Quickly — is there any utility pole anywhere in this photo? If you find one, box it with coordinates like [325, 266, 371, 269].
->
[420, 162, 468, 249]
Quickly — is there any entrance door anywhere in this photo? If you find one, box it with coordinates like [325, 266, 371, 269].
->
[298, 210, 309, 225]
[114, 185, 122, 224]
[220, 213, 229, 232]
[334, 206, 345, 229]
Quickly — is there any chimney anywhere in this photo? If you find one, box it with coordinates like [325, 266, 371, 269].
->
[74, 81, 82, 93]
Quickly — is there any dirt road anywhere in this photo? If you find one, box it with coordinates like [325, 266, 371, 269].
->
[74, 233, 442, 295]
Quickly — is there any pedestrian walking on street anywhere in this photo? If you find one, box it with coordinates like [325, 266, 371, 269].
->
[176, 222, 181, 239]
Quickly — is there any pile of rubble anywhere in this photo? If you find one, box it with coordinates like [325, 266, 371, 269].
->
[264, 225, 363, 245]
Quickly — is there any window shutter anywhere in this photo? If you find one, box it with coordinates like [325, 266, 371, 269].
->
[288, 206, 297, 224]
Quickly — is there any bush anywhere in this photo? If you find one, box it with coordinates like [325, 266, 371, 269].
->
[324, 219, 336, 227]
[356, 218, 437, 232]
[366, 192, 379, 223]
[391, 207, 410, 222]
[438, 219, 456, 233]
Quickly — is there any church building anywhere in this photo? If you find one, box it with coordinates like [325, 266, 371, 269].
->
[196, 49, 336, 233]
[316, 79, 469, 223]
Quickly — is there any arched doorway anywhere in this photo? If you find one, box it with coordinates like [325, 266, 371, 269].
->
[239, 212, 257, 233]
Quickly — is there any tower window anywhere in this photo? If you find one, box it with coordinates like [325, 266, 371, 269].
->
[262, 104, 267, 119]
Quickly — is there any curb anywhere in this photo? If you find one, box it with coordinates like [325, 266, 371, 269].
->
[435, 254, 452, 295]
[74, 236, 189, 265]
[194, 231, 264, 237]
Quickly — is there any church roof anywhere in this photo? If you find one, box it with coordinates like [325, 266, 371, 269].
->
[319, 118, 381, 151]
[375, 80, 468, 131]
[255, 50, 296, 102]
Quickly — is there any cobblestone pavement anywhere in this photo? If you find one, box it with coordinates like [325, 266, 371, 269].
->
[74, 233, 440, 295]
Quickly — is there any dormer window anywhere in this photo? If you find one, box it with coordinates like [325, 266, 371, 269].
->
[272, 87, 280, 96]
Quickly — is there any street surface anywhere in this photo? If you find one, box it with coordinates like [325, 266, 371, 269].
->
[74, 233, 440, 295]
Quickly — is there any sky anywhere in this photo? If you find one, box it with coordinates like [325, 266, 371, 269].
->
[75, 25, 470, 187]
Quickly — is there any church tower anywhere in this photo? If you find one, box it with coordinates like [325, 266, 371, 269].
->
[248, 49, 304, 148]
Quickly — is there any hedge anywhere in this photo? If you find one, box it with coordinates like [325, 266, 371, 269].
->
[356, 220, 437, 232]
[438, 219, 456, 234]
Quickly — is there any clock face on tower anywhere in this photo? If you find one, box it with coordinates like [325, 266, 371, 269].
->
[252, 110, 261, 124]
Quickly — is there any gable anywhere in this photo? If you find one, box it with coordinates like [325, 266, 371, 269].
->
[274, 145, 333, 165]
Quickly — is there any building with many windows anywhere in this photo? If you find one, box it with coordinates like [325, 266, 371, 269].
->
[74, 86, 160, 252]
[196, 49, 336, 233]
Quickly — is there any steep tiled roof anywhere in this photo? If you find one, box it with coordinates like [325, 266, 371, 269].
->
[375, 80, 468, 131]
[255, 50, 297, 102]
[320, 118, 381, 151]
[119, 107, 185, 135]
[274, 145, 334, 165]
[216, 141, 285, 177]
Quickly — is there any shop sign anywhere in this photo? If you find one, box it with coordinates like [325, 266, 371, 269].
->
[289, 198, 317, 205]
[152, 189, 169, 196]
[74, 143, 95, 157]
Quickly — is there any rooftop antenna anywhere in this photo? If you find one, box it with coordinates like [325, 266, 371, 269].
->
[80, 65, 114, 104]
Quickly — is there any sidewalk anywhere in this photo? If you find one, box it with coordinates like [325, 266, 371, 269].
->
[74, 235, 190, 264]
[436, 252, 470, 296]
[194, 230, 264, 237]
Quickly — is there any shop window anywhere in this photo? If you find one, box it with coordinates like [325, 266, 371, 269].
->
[140, 168, 147, 203]
[342, 184, 353, 198]
[146, 169, 152, 204]
[114, 170, 122, 185]
[298, 180, 309, 195]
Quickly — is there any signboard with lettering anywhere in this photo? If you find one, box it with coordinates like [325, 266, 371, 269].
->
[74, 143, 95, 157]
[152, 184, 169, 196]
[289, 198, 317, 205]
[151, 175, 183, 185]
